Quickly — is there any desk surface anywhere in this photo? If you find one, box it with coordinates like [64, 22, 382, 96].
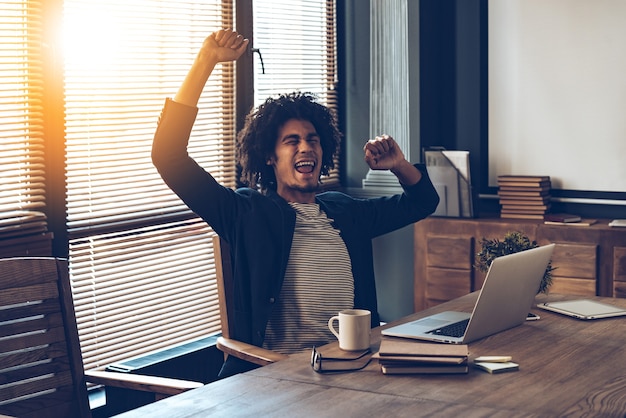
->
[116, 294, 626, 417]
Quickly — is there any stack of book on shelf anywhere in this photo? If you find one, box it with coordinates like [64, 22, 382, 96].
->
[376, 338, 469, 375]
[543, 213, 597, 226]
[497, 175, 551, 219]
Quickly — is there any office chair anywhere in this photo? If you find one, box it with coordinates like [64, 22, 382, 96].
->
[212, 235, 288, 366]
[0, 257, 203, 418]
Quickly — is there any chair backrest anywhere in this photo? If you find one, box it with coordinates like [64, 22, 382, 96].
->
[213, 235, 234, 340]
[212, 235, 287, 368]
[0, 257, 90, 418]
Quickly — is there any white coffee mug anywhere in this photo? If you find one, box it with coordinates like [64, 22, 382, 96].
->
[328, 309, 371, 351]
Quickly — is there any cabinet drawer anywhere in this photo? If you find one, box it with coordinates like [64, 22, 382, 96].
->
[425, 236, 473, 269]
[614, 247, 626, 298]
[550, 243, 597, 279]
[550, 277, 596, 296]
[425, 267, 472, 306]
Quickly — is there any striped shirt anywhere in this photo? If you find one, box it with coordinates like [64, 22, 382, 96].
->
[263, 202, 354, 354]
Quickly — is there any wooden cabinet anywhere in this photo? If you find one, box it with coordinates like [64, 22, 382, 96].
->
[414, 217, 626, 311]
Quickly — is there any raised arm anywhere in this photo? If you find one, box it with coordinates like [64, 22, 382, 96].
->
[152, 29, 249, 234]
[363, 134, 422, 186]
[174, 29, 249, 107]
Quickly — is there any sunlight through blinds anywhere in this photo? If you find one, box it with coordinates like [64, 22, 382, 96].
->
[63, 0, 235, 371]
[0, 1, 48, 238]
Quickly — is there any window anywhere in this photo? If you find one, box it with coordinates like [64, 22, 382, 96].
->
[252, 0, 337, 106]
[0, 1, 47, 240]
[2, 0, 338, 373]
[62, 0, 235, 370]
[252, 0, 339, 186]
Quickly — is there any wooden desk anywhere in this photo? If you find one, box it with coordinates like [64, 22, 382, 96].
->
[115, 294, 626, 417]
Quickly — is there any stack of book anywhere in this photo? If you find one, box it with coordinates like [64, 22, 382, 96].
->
[376, 338, 469, 375]
[497, 175, 551, 219]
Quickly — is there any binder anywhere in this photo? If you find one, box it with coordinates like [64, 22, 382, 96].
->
[423, 148, 474, 218]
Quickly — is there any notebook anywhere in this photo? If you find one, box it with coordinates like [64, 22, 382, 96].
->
[537, 299, 626, 320]
[382, 243, 556, 344]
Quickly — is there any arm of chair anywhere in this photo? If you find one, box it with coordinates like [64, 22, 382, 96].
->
[216, 336, 288, 366]
[85, 370, 203, 398]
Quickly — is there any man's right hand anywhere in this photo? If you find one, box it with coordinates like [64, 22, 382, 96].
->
[202, 29, 249, 63]
[174, 29, 248, 106]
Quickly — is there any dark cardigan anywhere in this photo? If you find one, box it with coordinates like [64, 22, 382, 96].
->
[152, 98, 440, 376]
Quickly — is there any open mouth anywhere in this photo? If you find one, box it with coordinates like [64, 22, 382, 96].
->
[295, 160, 316, 174]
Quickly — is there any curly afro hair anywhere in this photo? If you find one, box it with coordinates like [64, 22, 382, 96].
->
[236, 92, 342, 191]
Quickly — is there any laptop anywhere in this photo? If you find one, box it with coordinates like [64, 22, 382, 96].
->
[382, 243, 556, 344]
[537, 299, 626, 320]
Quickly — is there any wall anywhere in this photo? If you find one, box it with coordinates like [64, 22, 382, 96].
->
[489, 0, 626, 196]
[416, 0, 625, 218]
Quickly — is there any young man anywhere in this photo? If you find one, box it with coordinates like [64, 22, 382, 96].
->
[152, 29, 440, 376]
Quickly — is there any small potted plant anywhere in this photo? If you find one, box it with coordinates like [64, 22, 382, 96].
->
[475, 231, 555, 294]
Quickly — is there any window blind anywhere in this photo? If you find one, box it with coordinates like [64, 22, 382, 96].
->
[63, 0, 235, 370]
[0, 0, 48, 239]
[252, 0, 339, 186]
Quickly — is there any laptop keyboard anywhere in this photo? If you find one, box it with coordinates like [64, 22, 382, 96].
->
[427, 318, 470, 338]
